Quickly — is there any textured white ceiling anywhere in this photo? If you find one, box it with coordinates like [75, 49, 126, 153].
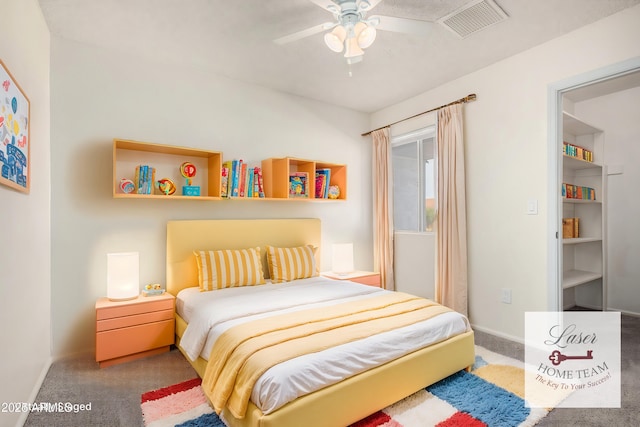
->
[38, 0, 640, 112]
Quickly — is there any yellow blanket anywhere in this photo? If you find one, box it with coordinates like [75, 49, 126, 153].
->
[201, 291, 453, 418]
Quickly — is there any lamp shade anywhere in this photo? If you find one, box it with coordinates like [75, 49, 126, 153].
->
[332, 243, 354, 275]
[324, 25, 346, 52]
[107, 252, 139, 301]
[344, 37, 364, 58]
[357, 24, 377, 49]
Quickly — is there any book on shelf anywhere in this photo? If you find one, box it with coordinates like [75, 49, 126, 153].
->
[256, 167, 265, 198]
[289, 171, 309, 198]
[239, 162, 247, 197]
[315, 171, 326, 198]
[251, 167, 258, 198]
[221, 161, 265, 198]
[247, 168, 253, 198]
[220, 163, 230, 198]
[315, 168, 331, 198]
[562, 217, 580, 238]
[231, 160, 241, 197]
[134, 164, 156, 195]
[562, 218, 574, 238]
[562, 182, 596, 201]
[563, 142, 593, 162]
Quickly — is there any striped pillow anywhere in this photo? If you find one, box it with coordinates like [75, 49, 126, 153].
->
[194, 247, 266, 291]
[266, 245, 318, 283]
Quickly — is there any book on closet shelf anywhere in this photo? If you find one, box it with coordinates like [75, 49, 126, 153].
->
[562, 217, 580, 238]
[563, 142, 593, 162]
[562, 218, 575, 238]
[562, 183, 596, 200]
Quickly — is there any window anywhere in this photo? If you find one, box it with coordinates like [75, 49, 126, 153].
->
[392, 127, 437, 232]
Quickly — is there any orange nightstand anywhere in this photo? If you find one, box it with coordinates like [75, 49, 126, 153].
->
[95, 293, 175, 368]
[322, 271, 381, 287]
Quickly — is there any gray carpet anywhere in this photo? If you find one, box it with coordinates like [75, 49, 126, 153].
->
[24, 315, 639, 427]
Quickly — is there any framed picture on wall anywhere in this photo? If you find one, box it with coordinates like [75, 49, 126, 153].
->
[0, 59, 30, 194]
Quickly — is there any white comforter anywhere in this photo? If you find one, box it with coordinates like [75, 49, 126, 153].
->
[177, 276, 470, 414]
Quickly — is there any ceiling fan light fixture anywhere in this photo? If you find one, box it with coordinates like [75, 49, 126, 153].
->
[344, 37, 364, 58]
[324, 25, 346, 52]
[357, 24, 376, 49]
[346, 55, 363, 65]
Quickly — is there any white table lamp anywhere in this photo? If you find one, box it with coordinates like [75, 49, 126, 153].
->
[332, 243, 354, 276]
[107, 252, 139, 301]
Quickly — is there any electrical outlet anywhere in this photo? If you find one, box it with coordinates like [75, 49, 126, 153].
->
[501, 288, 512, 304]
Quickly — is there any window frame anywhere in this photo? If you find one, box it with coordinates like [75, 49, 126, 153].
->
[391, 126, 437, 234]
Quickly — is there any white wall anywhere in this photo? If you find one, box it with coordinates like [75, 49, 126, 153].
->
[574, 86, 640, 315]
[371, 5, 640, 341]
[0, 1, 51, 426]
[50, 38, 372, 357]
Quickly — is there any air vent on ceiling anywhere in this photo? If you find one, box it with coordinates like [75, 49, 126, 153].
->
[437, 0, 508, 39]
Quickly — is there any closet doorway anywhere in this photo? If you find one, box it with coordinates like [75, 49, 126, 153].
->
[548, 58, 640, 314]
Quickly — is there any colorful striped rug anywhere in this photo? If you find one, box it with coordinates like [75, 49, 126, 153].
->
[141, 346, 551, 427]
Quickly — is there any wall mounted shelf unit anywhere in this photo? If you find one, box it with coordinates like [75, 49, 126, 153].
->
[112, 140, 347, 201]
[261, 157, 347, 200]
[113, 139, 223, 200]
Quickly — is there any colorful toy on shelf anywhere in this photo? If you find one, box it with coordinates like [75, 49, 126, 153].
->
[327, 185, 340, 199]
[143, 283, 164, 296]
[157, 178, 176, 195]
[119, 178, 135, 194]
[180, 161, 200, 196]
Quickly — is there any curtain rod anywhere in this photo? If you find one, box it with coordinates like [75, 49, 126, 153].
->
[361, 93, 477, 137]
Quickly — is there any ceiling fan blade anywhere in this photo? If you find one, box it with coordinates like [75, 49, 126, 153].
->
[370, 15, 433, 37]
[359, 0, 383, 11]
[274, 22, 336, 45]
[307, 0, 339, 12]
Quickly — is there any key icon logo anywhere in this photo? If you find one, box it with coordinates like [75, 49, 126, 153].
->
[548, 350, 593, 366]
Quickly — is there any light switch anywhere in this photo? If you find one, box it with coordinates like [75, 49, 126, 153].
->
[527, 199, 538, 215]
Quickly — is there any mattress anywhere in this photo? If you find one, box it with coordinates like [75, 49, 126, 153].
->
[177, 276, 470, 415]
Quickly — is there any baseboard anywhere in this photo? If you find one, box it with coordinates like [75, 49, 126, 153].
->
[469, 323, 524, 345]
[566, 305, 640, 317]
[17, 356, 53, 427]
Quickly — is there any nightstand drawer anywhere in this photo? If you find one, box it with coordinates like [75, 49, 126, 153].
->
[96, 308, 174, 332]
[96, 319, 174, 362]
[96, 297, 173, 321]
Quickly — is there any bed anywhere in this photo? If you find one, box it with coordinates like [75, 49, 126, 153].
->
[167, 218, 475, 427]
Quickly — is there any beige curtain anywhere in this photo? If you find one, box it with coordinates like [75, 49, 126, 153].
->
[436, 104, 468, 316]
[371, 128, 394, 290]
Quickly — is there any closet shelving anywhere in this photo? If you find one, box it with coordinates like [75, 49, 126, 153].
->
[560, 112, 606, 309]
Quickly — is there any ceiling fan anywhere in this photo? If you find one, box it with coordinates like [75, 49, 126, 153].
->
[274, 0, 433, 65]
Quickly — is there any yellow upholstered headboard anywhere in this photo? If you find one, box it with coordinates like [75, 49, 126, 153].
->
[166, 218, 321, 296]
